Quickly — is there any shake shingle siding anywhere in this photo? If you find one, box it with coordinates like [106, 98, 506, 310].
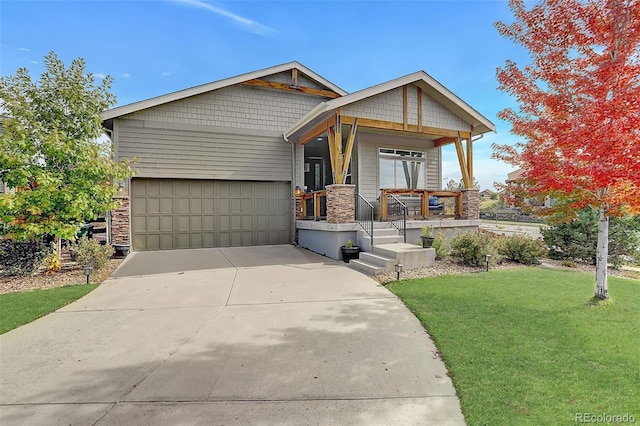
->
[121, 85, 323, 132]
[342, 84, 470, 132]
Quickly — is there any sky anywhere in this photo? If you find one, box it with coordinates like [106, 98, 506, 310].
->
[0, 0, 532, 190]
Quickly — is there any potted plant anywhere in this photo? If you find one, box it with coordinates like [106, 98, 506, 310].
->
[340, 239, 360, 263]
[420, 225, 435, 248]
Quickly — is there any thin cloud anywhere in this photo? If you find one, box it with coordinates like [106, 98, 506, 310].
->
[17, 47, 30, 51]
[170, 0, 276, 35]
[121, 73, 131, 78]
[160, 72, 172, 77]
[94, 73, 107, 79]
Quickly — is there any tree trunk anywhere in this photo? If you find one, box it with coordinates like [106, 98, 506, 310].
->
[595, 206, 609, 300]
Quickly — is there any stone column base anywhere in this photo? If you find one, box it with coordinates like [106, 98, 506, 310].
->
[326, 184, 356, 224]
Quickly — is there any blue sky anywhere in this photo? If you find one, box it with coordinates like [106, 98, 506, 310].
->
[1, 0, 530, 190]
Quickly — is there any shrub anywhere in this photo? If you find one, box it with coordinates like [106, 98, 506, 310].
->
[70, 238, 114, 271]
[450, 231, 498, 267]
[499, 234, 545, 265]
[0, 240, 51, 276]
[542, 209, 640, 266]
[432, 230, 449, 260]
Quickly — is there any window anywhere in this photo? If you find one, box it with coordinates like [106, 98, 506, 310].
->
[379, 148, 426, 189]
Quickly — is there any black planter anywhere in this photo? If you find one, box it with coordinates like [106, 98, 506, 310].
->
[420, 236, 435, 248]
[113, 244, 131, 258]
[340, 246, 360, 263]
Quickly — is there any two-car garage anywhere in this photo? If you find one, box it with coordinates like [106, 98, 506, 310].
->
[130, 179, 291, 251]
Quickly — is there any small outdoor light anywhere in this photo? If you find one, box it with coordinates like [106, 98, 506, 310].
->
[485, 254, 492, 272]
[117, 181, 125, 192]
[83, 266, 94, 284]
[395, 263, 403, 281]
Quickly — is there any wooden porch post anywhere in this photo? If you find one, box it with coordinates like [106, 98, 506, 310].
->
[466, 134, 473, 188]
[454, 134, 471, 189]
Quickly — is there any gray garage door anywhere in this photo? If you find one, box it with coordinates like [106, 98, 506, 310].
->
[131, 179, 291, 251]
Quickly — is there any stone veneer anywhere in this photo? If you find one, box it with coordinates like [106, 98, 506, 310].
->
[460, 188, 480, 220]
[111, 196, 130, 245]
[295, 197, 303, 220]
[326, 184, 356, 224]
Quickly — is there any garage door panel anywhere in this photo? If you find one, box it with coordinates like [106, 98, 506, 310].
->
[161, 198, 173, 214]
[131, 179, 290, 250]
[190, 199, 202, 213]
[160, 216, 173, 232]
[203, 232, 215, 247]
[203, 199, 214, 214]
[146, 198, 160, 214]
[146, 216, 160, 232]
[178, 198, 190, 214]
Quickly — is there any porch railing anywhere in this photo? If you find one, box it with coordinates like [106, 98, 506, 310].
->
[386, 194, 407, 243]
[300, 190, 327, 220]
[355, 193, 374, 248]
[380, 189, 462, 220]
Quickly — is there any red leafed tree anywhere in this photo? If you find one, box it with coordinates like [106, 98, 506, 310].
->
[493, 0, 640, 299]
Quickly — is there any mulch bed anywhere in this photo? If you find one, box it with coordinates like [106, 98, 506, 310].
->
[0, 259, 123, 294]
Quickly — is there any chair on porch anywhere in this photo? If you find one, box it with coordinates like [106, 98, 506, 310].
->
[428, 196, 444, 215]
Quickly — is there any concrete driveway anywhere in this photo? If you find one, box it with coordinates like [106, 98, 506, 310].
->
[0, 245, 465, 425]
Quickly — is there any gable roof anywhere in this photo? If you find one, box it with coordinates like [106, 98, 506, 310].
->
[285, 70, 496, 139]
[102, 61, 347, 121]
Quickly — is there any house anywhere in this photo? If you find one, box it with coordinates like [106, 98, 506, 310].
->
[480, 189, 495, 199]
[504, 168, 553, 209]
[102, 62, 495, 262]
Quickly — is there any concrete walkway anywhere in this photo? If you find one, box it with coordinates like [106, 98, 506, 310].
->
[0, 245, 465, 425]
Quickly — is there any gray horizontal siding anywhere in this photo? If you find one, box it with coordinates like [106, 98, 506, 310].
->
[116, 119, 291, 181]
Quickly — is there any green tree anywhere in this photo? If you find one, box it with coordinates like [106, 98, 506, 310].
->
[0, 52, 133, 245]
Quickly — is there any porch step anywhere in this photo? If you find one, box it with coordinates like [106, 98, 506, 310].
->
[349, 259, 387, 275]
[357, 232, 404, 252]
[349, 252, 396, 275]
[348, 243, 435, 275]
[373, 243, 435, 270]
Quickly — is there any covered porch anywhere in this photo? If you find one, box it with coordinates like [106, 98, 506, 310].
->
[284, 70, 494, 262]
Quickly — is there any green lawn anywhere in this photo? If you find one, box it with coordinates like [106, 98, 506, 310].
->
[387, 268, 640, 426]
[0, 284, 97, 334]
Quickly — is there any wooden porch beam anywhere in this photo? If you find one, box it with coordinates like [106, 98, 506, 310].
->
[341, 115, 470, 139]
[340, 118, 358, 183]
[454, 135, 471, 189]
[298, 115, 336, 145]
[434, 136, 455, 147]
[403, 85, 409, 131]
[242, 79, 341, 99]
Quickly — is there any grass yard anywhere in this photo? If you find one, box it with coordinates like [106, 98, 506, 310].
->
[387, 268, 640, 426]
[0, 284, 97, 334]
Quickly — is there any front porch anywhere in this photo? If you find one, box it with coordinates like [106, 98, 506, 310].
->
[283, 70, 494, 269]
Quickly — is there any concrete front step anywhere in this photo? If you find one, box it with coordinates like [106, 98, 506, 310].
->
[349, 251, 397, 275]
[348, 243, 435, 275]
[348, 259, 387, 275]
[373, 243, 435, 270]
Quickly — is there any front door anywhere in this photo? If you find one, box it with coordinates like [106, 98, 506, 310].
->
[304, 157, 325, 192]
